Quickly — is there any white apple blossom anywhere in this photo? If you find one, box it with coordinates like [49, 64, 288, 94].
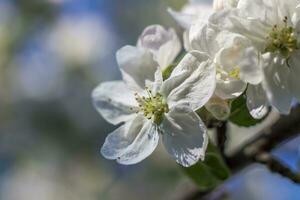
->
[137, 25, 181, 70]
[210, 0, 300, 114]
[188, 20, 266, 119]
[92, 46, 216, 167]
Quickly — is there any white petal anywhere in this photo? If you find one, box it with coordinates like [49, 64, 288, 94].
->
[189, 23, 219, 56]
[261, 54, 292, 114]
[101, 115, 159, 165]
[101, 119, 136, 160]
[117, 120, 159, 165]
[168, 2, 212, 29]
[156, 28, 181, 69]
[237, 0, 279, 25]
[161, 51, 216, 110]
[162, 105, 209, 167]
[137, 25, 171, 50]
[287, 51, 300, 101]
[238, 47, 263, 85]
[209, 9, 268, 50]
[292, 4, 300, 32]
[92, 81, 137, 125]
[215, 79, 247, 99]
[183, 30, 192, 51]
[137, 25, 181, 69]
[246, 84, 269, 119]
[116, 45, 159, 91]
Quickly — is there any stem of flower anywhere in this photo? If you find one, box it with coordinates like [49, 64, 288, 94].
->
[216, 121, 227, 160]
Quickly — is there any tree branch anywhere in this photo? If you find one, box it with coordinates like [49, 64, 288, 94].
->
[254, 152, 300, 184]
[181, 106, 300, 200]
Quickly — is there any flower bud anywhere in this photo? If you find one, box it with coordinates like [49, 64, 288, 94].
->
[137, 25, 181, 69]
[205, 96, 231, 121]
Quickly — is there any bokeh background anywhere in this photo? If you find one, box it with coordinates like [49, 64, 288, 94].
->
[0, 0, 300, 200]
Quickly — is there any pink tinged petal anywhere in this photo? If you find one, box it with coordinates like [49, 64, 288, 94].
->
[156, 28, 181, 69]
[137, 25, 181, 69]
[92, 81, 137, 125]
[162, 105, 209, 167]
[116, 45, 159, 92]
[246, 84, 269, 119]
[261, 54, 292, 114]
[162, 51, 216, 111]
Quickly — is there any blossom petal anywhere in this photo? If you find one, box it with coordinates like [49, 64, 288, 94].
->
[162, 105, 208, 167]
[168, 2, 212, 29]
[101, 120, 135, 160]
[209, 9, 268, 50]
[101, 115, 159, 165]
[117, 119, 159, 165]
[287, 51, 300, 101]
[137, 25, 181, 68]
[161, 51, 216, 110]
[116, 45, 159, 91]
[92, 81, 137, 125]
[238, 47, 263, 85]
[237, 0, 279, 25]
[215, 79, 247, 99]
[261, 54, 292, 114]
[156, 28, 181, 69]
[246, 84, 269, 119]
[189, 23, 219, 56]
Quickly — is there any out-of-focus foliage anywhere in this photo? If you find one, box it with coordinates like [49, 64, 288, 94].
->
[182, 143, 230, 191]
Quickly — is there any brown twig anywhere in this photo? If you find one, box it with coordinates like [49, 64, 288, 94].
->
[254, 152, 300, 183]
[216, 121, 227, 159]
[227, 106, 300, 172]
[181, 106, 300, 200]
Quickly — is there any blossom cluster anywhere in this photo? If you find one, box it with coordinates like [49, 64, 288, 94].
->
[92, 0, 300, 167]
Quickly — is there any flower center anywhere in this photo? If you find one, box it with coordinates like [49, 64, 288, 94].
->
[216, 67, 240, 81]
[265, 17, 299, 58]
[134, 88, 169, 125]
[228, 68, 240, 80]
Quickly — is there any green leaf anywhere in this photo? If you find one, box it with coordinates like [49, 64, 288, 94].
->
[229, 95, 266, 127]
[181, 142, 231, 191]
[162, 52, 186, 80]
[162, 64, 176, 80]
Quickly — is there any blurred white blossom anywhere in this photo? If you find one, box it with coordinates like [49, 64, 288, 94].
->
[212, 0, 300, 114]
[47, 15, 113, 66]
